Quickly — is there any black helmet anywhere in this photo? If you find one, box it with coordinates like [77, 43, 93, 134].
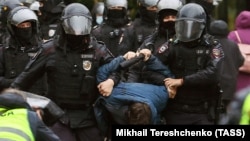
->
[61, 3, 92, 35]
[175, 3, 207, 42]
[7, 6, 38, 36]
[209, 20, 229, 37]
[1, 0, 24, 25]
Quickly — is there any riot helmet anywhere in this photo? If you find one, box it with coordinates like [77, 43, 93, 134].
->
[60, 3, 92, 49]
[29, 1, 41, 16]
[175, 3, 207, 42]
[0, 0, 24, 26]
[61, 3, 92, 36]
[156, 0, 183, 37]
[7, 6, 39, 42]
[137, 0, 158, 24]
[157, 0, 183, 14]
[91, 2, 104, 25]
[104, 0, 129, 27]
[105, 0, 127, 10]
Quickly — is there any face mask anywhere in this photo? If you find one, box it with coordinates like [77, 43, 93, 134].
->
[159, 21, 176, 37]
[96, 16, 103, 25]
[140, 7, 157, 23]
[66, 34, 90, 49]
[107, 9, 126, 19]
[14, 26, 33, 42]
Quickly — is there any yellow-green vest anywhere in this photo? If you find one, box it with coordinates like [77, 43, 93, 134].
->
[0, 107, 35, 141]
[240, 94, 250, 125]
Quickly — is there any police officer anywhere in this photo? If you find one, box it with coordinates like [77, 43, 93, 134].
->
[37, 0, 64, 40]
[11, 3, 116, 141]
[0, 88, 60, 141]
[92, 0, 136, 57]
[0, 0, 24, 45]
[0, 6, 47, 96]
[148, 3, 224, 125]
[139, 0, 183, 56]
[132, 0, 158, 48]
[209, 20, 244, 112]
[91, 2, 105, 27]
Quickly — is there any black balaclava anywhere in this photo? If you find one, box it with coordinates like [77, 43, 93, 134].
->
[158, 10, 177, 38]
[139, 6, 157, 24]
[107, 8, 128, 27]
[12, 25, 33, 44]
[66, 34, 90, 50]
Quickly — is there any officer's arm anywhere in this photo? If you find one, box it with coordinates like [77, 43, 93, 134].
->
[0, 48, 15, 90]
[145, 55, 174, 78]
[182, 42, 224, 86]
[10, 51, 48, 91]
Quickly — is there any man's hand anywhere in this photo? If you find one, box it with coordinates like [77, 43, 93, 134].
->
[164, 78, 182, 99]
[164, 78, 183, 87]
[138, 49, 151, 61]
[97, 78, 114, 97]
[32, 106, 44, 120]
[123, 51, 136, 60]
[167, 86, 177, 99]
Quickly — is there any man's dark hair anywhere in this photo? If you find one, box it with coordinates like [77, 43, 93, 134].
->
[127, 102, 151, 124]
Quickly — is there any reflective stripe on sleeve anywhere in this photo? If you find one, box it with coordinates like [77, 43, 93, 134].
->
[0, 127, 32, 141]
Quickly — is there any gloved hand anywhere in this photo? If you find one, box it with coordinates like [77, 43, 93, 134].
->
[123, 51, 136, 60]
[138, 48, 151, 61]
[97, 78, 114, 97]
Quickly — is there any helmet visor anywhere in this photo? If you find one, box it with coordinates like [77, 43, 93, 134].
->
[175, 19, 205, 42]
[62, 16, 92, 35]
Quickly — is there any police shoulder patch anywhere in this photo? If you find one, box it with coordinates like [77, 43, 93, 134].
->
[158, 44, 169, 54]
[212, 48, 221, 58]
